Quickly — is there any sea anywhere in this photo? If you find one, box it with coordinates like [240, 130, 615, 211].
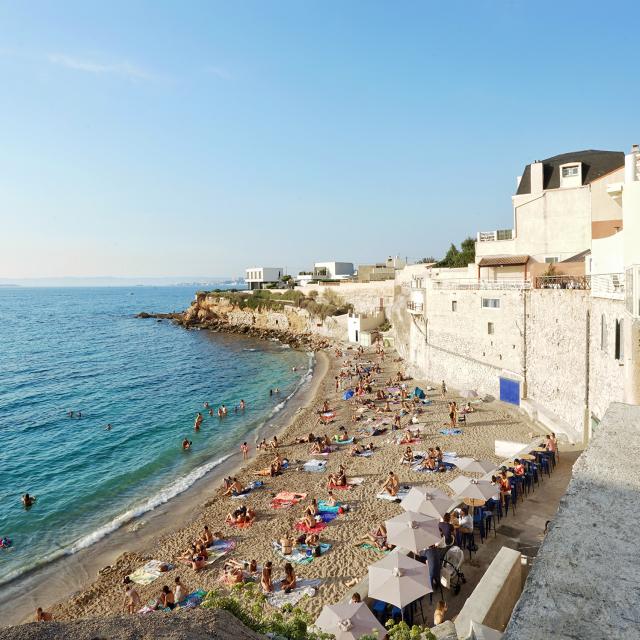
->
[0, 286, 311, 589]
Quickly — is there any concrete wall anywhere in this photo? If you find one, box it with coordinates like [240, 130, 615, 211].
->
[590, 166, 624, 223]
[455, 547, 522, 639]
[503, 403, 640, 640]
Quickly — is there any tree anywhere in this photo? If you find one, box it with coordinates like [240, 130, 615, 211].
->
[436, 236, 475, 268]
[416, 257, 438, 264]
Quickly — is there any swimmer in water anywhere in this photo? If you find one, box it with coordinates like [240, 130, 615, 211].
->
[208, 408, 213, 417]
[77, 411, 82, 418]
[240, 399, 246, 410]
[182, 439, 192, 450]
[204, 401, 210, 409]
[22, 493, 36, 507]
[67, 410, 74, 418]
[105, 423, 112, 431]
[194, 412, 203, 431]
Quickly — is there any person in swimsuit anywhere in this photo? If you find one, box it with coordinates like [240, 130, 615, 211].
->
[35, 607, 53, 622]
[123, 585, 142, 614]
[22, 493, 36, 507]
[381, 471, 399, 496]
[261, 561, 273, 592]
[182, 439, 192, 450]
[159, 585, 175, 610]
[241, 442, 249, 460]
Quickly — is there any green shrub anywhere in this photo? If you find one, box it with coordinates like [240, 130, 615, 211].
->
[201, 584, 331, 640]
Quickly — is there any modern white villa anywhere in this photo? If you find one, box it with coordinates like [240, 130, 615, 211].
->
[244, 267, 284, 290]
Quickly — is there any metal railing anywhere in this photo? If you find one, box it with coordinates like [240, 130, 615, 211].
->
[431, 278, 531, 291]
[535, 275, 591, 290]
[407, 301, 424, 312]
[477, 229, 514, 242]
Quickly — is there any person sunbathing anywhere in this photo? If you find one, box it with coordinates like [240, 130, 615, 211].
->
[269, 436, 279, 450]
[297, 531, 320, 546]
[435, 446, 443, 462]
[321, 400, 331, 413]
[399, 429, 415, 444]
[298, 513, 317, 530]
[178, 548, 206, 571]
[296, 432, 315, 444]
[324, 490, 338, 507]
[334, 427, 349, 442]
[350, 444, 364, 457]
[421, 455, 437, 470]
[279, 534, 295, 555]
[254, 462, 279, 477]
[327, 466, 347, 488]
[281, 562, 297, 593]
[381, 471, 399, 496]
[304, 499, 318, 517]
[159, 585, 175, 610]
[356, 524, 392, 550]
[463, 402, 475, 413]
[222, 478, 246, 497]
[402, 446, 414, 464]
[309, 440, 325, 454]
[199, 525, 214, 547]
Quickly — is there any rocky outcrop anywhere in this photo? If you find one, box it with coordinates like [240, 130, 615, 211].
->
[137, 295, 338, 348]
[0, 609, 265, 640]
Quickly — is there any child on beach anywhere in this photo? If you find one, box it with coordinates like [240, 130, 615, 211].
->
[123, 585, 141, 614]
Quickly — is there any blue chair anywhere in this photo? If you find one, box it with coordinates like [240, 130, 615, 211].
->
[539, 455, 551, 478]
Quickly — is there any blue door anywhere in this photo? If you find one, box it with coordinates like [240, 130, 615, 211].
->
[499, 377, 520, 406]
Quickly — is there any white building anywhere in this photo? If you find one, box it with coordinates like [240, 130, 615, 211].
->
[313, 261, 355, 280]
[245, 267, 283, 290]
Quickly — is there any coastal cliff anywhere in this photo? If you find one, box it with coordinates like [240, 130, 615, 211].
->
[138, 291, 349, 347]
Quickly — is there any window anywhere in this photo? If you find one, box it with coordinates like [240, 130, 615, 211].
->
[544, 257, 559, 264]
[487, 322, 495, 335]
[562, 165, 579, 178]
[600, 315, 607, 352]
[451, 301, 457, 312]
[615, 319, 624, 361]
[481, 298, 500, 309]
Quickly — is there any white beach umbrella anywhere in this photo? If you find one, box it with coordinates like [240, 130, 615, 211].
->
[456, 458, 497, 475]
[385, 510, 442, 553]
[368, 550, 431, 609]
[400, 486, 454, 519]
[315, 602, 387, 640]
[448, 476, 498, 502]
[460, 389, 478, 399]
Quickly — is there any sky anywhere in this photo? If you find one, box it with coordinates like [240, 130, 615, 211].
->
[1, 1, 638, 281]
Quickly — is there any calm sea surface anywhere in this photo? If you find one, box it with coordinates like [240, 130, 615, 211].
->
[0, 287, 310, 585]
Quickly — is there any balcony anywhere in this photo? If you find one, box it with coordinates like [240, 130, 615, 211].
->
[432, 278, 531, 291]
[407, 301, 424, 314]
[535, 275, 591, 290]
[591, 273, 625, 300]
[477, 229, 514, 242]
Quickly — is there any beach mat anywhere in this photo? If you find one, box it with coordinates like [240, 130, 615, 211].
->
[440, 428, 463, 436]
[303, 459, 327, 473]
[128, 560, 174, 586]
[295, 521, 327, 534]
[206, 540, 236, 564]
[265, 579, 322, 608]
[376, 487, 410, 502]
[273, 542, 331, 565]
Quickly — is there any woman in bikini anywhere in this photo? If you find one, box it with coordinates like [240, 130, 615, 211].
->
[261, 561, 273, 592]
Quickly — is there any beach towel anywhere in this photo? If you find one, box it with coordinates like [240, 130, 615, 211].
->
[177, 589, 207, 609]
[273, 542, 332, 565]
[414, 387, 426, 399]
[328, 483, 352, 491]
[128, 560, 174, 585]
[376, 487, 410, 502]
[295, 521, 327, 534]
[303, 459, 327, 473]
[265, 579, 322, 608]
[354, 450, 373, 457]
[317, 500, 342, 513]
[228, 520, 253, 529]
[396, 438, 420, 445]
[230, 480, 264, 499]
[318, 512, 337, 523]
[343, 390, 354, 400]
[206, 540, 236, 565]
[360, 543, 392, 554]
[270, 492, 307, 509]
[333, 436, 354, 445]
[439, 428, 463, 436]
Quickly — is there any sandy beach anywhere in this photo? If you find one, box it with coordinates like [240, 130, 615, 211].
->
[9, 340, 541, 627]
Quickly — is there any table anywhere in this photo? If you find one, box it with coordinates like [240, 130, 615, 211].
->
[519, 453, 536, 460]
[463, 497, 486, 508]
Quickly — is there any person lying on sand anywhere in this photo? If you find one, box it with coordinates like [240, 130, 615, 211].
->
[297, 531, 320, 546]
[122, 585, 141, 614]
[254, 462, 279, 477]
[381, 471, 399, 496]
[295, 432, 315, 444]
[356, 523, 393, 550]
[225, 506, 255, 525]
[178, 547, 206, 571]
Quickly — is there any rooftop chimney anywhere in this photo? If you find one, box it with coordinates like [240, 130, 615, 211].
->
[530, 160, 544, 194]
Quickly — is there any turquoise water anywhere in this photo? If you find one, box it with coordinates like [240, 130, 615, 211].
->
[0, 287, 310, 585]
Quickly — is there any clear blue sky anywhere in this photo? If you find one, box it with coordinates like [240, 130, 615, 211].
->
[1, 1, 638, 279]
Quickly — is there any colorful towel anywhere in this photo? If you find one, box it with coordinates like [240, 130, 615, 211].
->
[128, 560, 174, 585]
[295, 521, 327, 533]
[177, 589, 207, 609]
[328, 483, 352, 491]
[318, 512, 337, 523]
[273, 543, 331, 565]
[317, 500, 342, 513]
[360, 543, 392, 553]
[265, 579, 322, 608]
[439, 428, 463, 436]
[270, 492, 307, 509]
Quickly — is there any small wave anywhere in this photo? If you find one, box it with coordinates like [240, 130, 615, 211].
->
[0, 452, 232, 588]
[243, 348, 257, 352]
[280, 344, 291, 349]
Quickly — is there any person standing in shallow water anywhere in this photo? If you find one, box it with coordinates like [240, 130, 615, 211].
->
[240, 399, 246, 410]
[194, 412, 203, 431]
[241, 442, 249, 460]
